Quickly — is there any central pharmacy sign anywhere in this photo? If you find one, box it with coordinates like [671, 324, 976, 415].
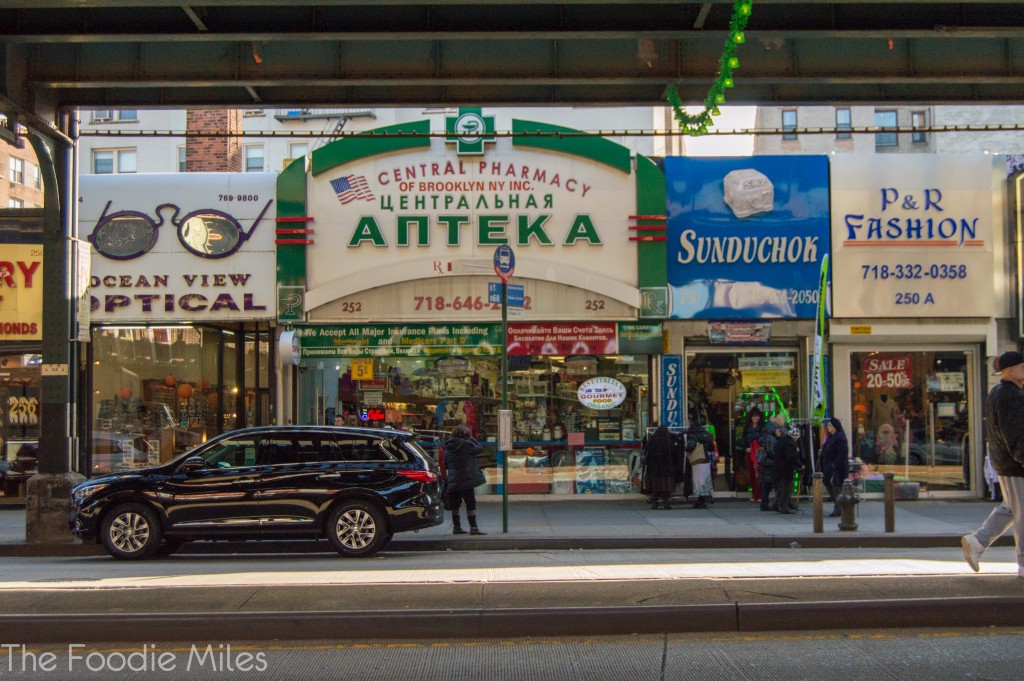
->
[278, 110, 642, 318]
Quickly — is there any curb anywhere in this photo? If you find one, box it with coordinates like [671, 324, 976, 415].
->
[0, 534, 1013, 557]
[4, 597, 1024, 642]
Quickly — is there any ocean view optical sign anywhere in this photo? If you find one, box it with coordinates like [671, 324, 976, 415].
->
[577, 377, 627, 410]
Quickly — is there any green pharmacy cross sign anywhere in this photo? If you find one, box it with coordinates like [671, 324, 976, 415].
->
[445, 108, 497, 155]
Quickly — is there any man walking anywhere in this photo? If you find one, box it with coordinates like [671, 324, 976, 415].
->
[962, 351, 1024, 577]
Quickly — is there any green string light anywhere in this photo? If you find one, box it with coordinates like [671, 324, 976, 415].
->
[667, 0, 753, 136]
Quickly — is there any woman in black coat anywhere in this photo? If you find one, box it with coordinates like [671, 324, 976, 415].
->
[643, 425, 677, 509]
[820, 417, 850, 517]
[444, 424, 487, 534]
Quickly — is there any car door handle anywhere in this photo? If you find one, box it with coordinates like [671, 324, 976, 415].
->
[232, 477, 259, 486]
[317, 472, 341, 480]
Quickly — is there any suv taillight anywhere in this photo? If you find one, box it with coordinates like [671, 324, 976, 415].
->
[397, 469, 437, 483]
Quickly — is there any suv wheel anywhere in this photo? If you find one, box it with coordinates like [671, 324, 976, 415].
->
[101, 503, 162, 560]
[326, 500, 387, 557]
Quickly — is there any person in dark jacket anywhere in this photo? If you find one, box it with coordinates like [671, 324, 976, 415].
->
[962, 351, 1024, 577]
[756, 422, 777, 512]
[820, 417, 850, 518]
[643, 425, 677, 509]
[773, 424, 802, 514]
[444, 424, 487, 535]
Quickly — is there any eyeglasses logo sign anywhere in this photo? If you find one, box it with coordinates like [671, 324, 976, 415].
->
[89, 199, 273, 260]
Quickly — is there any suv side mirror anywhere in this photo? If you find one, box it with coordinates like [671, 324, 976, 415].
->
[180, 456, 206, 474]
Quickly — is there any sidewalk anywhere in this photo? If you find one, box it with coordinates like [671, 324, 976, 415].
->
[0, 495, 1011, 553]
[1, 497, 1022, 642]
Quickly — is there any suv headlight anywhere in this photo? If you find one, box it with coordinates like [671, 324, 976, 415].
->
[72, 484, 108, 505]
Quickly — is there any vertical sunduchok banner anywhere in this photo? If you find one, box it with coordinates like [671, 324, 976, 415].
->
[664, 156, 831, 319]
[660, 354, 683, 428]
[810, 254, 830, 426]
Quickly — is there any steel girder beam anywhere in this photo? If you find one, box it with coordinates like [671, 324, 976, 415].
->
[1, 2, 1023, 109]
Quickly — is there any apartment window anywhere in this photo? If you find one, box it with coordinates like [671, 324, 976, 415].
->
[91, 109, 136, 123]
[875, 110, 898, 147]
[29, 162, 41, 189]
[782, 110, 797, 140]
[8, 157, 24, 184]
[7, 198, 24, 208]
[245, 145, 265, 172]
[93, 149, 137, 174]
[836, 108, 852, 140]
[177, 146, 187, 172]
[911, 111, 927, 144]
[289, 142, 309, 160]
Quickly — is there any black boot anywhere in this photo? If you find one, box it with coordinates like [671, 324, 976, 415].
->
[452, 512, 467, 535]
[468, 512, 486, 535]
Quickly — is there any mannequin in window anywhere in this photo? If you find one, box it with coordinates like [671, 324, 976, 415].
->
[871, 393, 899, 437]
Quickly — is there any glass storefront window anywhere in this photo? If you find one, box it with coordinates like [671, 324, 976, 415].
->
[296, 353, 650, 495]
[91, 327, 221, 475]
[687, 350, 802, 493]
[0, 353, 42, 499]
[849, 349, 973, 493]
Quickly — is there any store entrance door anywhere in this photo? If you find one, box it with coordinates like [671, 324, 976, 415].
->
[685, 349, 801, 495]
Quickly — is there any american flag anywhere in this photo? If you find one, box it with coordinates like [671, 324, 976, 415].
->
[330, 175, 375, 204]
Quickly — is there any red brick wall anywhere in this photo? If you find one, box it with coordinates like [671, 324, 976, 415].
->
[185, 110, 243, 172]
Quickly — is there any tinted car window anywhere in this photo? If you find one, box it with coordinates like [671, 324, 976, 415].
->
[192, 435, 259, 469]
[260, 435, 323, 465]
[333, 436, 392, 462]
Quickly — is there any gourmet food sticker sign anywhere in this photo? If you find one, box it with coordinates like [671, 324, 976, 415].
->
[80, 174, 277, 322]
[831, 155, 995, 317]
[577, 377, 627, 410]
[664, 156, 830, 319]
[295, 109, 639, 321]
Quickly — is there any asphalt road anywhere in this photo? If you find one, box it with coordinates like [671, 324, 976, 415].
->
[3, 629, 1023, 680]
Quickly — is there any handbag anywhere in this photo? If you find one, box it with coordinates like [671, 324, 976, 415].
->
[687, 443, 707, 466]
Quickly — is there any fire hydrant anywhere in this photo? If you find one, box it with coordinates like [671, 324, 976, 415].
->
[836, 479, 859, 531]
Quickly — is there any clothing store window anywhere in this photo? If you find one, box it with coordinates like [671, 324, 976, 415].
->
[849, 349, 974, 493]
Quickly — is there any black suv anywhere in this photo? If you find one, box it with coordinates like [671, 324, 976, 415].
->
[69, 426, 443, 560]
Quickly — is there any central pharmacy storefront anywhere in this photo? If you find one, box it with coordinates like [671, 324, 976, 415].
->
[276, 109, 663, 496]
[296, 322, 659, 494]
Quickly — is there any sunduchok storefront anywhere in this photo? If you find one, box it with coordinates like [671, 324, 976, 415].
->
[79, 174, 278, 477]
[276, 109, 663, 496]
[659, 156, 831, 496]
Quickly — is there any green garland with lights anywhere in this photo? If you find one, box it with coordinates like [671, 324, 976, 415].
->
[667, 0, 753, 136]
